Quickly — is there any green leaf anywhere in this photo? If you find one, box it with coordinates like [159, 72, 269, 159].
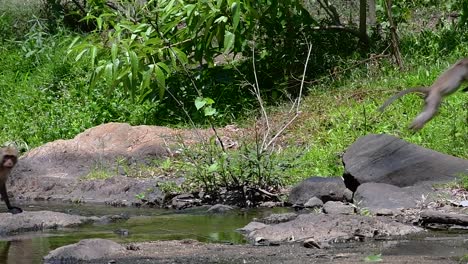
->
[90, 65, 105, 89]
[96, 17, 103, 30]
[154, 65, 166, 99]
[75, 48, 88, 61]
[195, 97, 206, 110]
[66, 37, 81, 53]
[364, 254, 382, 262]
[163, 0, 177, 13]
[204, 97, 215, 105]
[90, 46, 97, 69]
[214, 16, 228, 24]
[171, 47, 188, 65]
[207, 162, 219, 173]
[204, 106, 217, 116]
[111, 43, 118, 61]
[129, 50, 139, 82]
[25, 50, 35, 58]
[223, 31, 235, 53]
[156, 62, 170, 74]
[104, 62, 114, 80]
[231, 2, 240, 30]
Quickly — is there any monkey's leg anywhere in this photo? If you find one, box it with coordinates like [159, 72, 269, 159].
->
[409, 94, 441, 131]
[0, 184, 22, 214]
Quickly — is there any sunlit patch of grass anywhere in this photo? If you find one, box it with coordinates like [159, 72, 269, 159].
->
[81, 169, 113, 181]
[364, 253, 383, 262]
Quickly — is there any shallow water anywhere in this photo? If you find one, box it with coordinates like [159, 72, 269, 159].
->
[0, 202, 467, 264]
[0, 202, 290, 263]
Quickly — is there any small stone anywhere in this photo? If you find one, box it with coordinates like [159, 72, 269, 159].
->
[304, 197, 324, 209]
[323, 201, 355, 215]
[237, 222, 268, 234]
[207, 204, 234, 213]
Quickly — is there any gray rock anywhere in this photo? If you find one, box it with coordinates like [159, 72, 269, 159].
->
[207, 204, 234, 213]
[374, 208, 395, 216]
[8, 123, 237, 205]
[0, 211, 91, 235]
[246, 214, 423, 245]
[343, 134, 468, 191]
[323, 201, 355, 215]
[43, 238, 125, 263]
[114, 228, 130, 236]
[256, 213, 298, 224]
[171, 193, 201, 210]
[237, 222, 268, 234]
[304, 197, 324, 209]
[303, 238, 330, 249]
[288, 177, 353, 205]
[354, 182, 438, 212]
[258, 201, 283, 208]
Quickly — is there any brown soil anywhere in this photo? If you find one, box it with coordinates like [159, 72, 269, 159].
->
[88, 239, 463, 264]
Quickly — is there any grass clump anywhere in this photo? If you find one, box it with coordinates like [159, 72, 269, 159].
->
[82, 169, 113, 181]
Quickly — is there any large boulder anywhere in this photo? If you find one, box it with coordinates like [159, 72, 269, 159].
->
[43, 239, 126, 263]
[245, 213, 422, 245]
[343, 134, 468, 191]
[353, 182, 441, 212]
[0, 211, 123, 235]
[14, 123, 205, 180]
[288, 177, 352, 205]
[7, 123, 239, 204]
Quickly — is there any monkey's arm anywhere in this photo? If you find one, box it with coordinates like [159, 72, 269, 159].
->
[0, 183, 22, 214]
[378, 87, 430, 112]
[409, 93, 441, 131]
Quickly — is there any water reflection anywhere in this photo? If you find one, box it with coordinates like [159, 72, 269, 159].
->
[0, 202, 291, 263]
[0, 239, 41, 264]
[0, 202, 467, 264]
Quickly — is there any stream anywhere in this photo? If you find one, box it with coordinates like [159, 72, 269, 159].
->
[0, 202, 467, 263]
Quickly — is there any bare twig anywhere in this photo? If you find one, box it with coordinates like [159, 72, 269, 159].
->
[296, 42, 312, 113]
[250, 44, 271, 150]
[263, 42, 312, 151]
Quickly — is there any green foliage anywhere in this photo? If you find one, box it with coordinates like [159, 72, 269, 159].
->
[66, 0, 249, 104]
[399, 5, 468, 59]
[135, 192, 146, 200]
[457, 173, 468, 190]
[195, 97, 218, 117]
[65, 0, 361, 107]
[0, 0, 43, 40]
[182, 138, 285, 192]
[158, 181, 183, 194]
[364, 253, 383, 262]
[82, 169, 113, 181]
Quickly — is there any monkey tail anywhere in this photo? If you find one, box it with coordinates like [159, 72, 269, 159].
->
[378, 87, 430, 112]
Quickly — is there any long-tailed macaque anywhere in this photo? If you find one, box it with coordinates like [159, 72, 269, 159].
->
[379, 58, 468, 130]
[0, 147, 22, 214]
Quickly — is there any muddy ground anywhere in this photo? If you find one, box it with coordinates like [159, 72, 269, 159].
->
[85, 238, 467, 264]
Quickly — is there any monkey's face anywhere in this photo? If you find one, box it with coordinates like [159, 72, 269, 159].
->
[0, 147, 18, 169]
[2, 155, 17, 169]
